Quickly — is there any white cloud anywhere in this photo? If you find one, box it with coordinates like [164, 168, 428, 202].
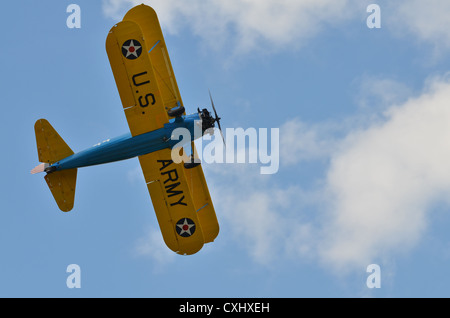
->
[102, 0, 450, 57]
[387, 0, 450, 53]
[354, 76, 414, 111]
[280, 119, 339, 165]
[204, 75, 450, 273]
[134, 226, 176, 267]
[206, 162, 313, 265]
[102, 0, 359, 54]
[320, 74, 450, 271]
[102, 0, 131, 20]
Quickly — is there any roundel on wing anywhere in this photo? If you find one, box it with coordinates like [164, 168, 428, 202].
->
[176, 218, 196, 237]
[122, 39, 142, 60]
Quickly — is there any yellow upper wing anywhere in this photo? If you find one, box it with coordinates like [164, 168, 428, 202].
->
[124, 4, 182, 111]
[105, 20, 168, 136]
[125, 5, 220, 244]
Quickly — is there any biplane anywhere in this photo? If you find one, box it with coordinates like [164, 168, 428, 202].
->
[31, 4, 220, 255]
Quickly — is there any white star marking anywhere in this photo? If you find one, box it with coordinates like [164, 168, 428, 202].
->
[123, 40, 141, 58]
[177, 219, 195, 236]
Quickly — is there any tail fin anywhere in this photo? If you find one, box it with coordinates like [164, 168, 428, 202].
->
[33, 119, 77, 212]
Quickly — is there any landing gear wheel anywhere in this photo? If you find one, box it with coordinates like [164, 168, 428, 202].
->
[167, 106, 185, 118]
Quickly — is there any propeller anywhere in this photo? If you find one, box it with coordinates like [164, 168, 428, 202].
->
[208, 89, 225, 147]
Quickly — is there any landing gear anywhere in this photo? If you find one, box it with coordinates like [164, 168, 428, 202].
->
[167, 106, 185, 118]
[184, 155, 201, 169]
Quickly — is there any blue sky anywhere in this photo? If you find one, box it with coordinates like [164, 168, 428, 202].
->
[2, 0, 450, 297]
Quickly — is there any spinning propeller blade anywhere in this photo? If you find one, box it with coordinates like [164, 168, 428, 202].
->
[208, 90, 225, 147]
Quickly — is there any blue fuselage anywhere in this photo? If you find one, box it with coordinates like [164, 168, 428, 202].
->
[51, 113, 201, 171]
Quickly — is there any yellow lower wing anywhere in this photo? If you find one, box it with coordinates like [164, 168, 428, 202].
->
[184, 146, 219, 243]
[139, 148, 205, 255]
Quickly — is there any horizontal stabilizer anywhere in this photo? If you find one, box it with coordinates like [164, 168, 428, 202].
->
[44, 168, 77, 212]
[34, 119, 74, 164]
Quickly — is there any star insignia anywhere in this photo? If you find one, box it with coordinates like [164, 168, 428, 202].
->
[122, 39, 142, 59]
[176, 218, 196, 237]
